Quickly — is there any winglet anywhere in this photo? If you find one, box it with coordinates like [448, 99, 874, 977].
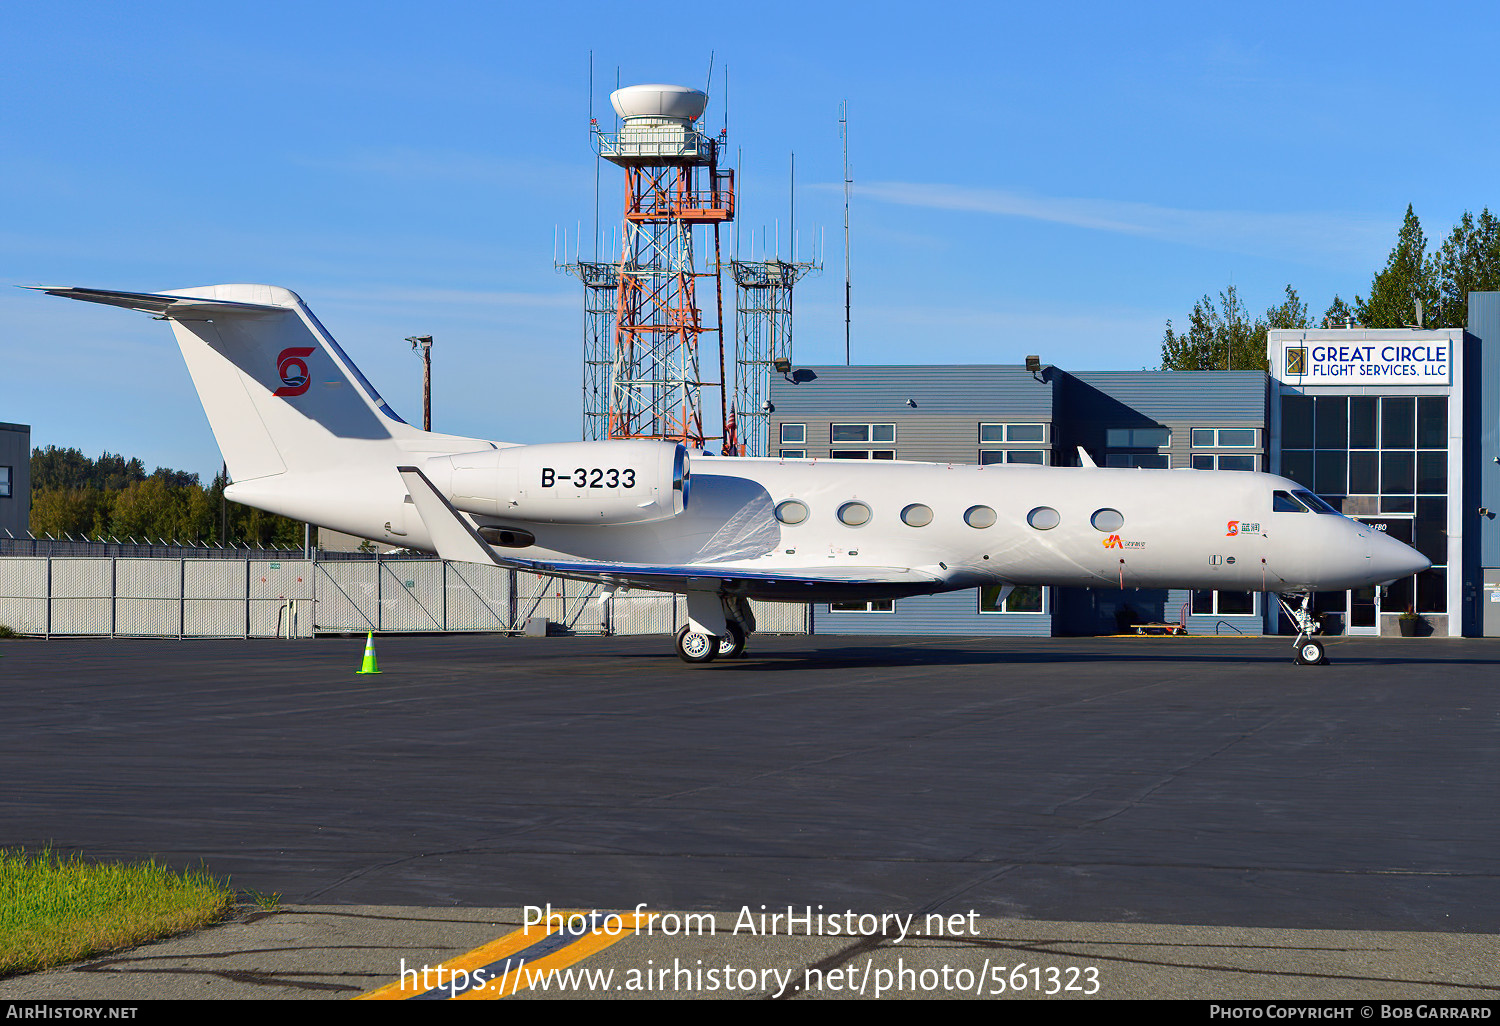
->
[1076, 446, 1097, 468]
[397, 465, 500, 566]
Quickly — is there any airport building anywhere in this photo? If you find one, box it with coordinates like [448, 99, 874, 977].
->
[766, 292, 1500, 638]
[0, 422, 30, 540]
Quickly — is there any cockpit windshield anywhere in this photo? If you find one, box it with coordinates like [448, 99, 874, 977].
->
[1292, 490, 1344, 515]
[1273, 490, 1308, 513]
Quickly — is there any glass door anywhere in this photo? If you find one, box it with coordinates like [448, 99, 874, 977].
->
[1347, 517, 1414, 635]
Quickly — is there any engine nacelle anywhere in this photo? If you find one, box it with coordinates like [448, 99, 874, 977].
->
[423, 440, 689, 525]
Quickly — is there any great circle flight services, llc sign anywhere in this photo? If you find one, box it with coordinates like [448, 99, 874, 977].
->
[1284, 342, 1451, 385]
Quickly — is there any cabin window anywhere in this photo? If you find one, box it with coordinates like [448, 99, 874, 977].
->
[837, 501, 872, 526]
[1090, 508, 1124, 532]
[775, 499, 810, 525]
[901, 503, 933, 527]
[964, 505, 997, 529]
[1027, 506, 1060, 530]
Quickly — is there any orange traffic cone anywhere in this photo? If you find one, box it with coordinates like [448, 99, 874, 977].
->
[356, 632, 381, 674]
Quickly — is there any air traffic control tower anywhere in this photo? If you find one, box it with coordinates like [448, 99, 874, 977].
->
[594, 84, 734, 449]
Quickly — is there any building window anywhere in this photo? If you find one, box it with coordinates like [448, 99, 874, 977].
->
[1191, 590, 1256, 616]
[980, 450, 1047, 465]
[1191, 427, 1258, 448]
[830, 599, 894, 613]
[0, 466, 9, 498]
[780, 449, 807, 459]
[1105, 427, 1170, 448]
[829, 450, 895, 460]
[831, 423, 896, 443]
[979, 423, 1046, 443]
[1105, 453, 1169, 468]
[780, 423, 806, 444]
[1192, 453, 1257, 471]
[1280, 393, 1448, 613]
[979, 584, 1045, 614]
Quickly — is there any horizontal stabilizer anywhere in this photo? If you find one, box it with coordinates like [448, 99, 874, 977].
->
[21, 285, 286, 318]
[398, 466, 502, 567]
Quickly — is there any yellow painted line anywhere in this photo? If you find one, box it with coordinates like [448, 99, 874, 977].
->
[359, 909, 655, 1000]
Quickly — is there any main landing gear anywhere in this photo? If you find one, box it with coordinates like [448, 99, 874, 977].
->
[1277, 592, 1328, 666]
[674, 622, 749, 664]
[675, 595, 755, 664]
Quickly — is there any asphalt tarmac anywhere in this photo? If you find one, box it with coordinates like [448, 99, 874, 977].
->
[1, 633, 1497, 1000]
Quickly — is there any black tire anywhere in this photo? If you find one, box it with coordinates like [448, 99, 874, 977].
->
[1293, 639, 1326, 666]
[676, 626, 719, 664]
[718, 622, 747, 659]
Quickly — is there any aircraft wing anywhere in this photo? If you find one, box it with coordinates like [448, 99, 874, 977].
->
[21, 286, 286, 318]
[397, 465, 940, 593]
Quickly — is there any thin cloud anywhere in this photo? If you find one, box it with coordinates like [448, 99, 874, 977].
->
[844, 181, 1387, 265]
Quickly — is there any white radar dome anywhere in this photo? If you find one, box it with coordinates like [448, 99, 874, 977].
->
[610, 84, 707, 122]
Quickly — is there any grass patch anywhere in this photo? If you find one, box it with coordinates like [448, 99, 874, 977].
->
[0, 848, 233, 976]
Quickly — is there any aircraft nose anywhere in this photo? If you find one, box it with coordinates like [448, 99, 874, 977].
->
[1368, 529, 1430, 583]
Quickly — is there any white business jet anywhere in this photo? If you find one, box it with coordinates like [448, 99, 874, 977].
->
[32, 284, 1429, 665]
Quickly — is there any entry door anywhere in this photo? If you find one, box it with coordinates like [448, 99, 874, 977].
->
[1347, 517, 1414, 635]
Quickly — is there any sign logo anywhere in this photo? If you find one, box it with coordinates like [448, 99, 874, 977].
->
[1226, 521, 1240, 536]
[273, 347, 315, 397]
[1103, 534, 1122, 548]
[1282, 341, 1450, 384]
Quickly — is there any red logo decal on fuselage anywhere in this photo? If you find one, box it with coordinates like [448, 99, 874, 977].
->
[1226, 520, 1240, 536]
[274, 347, 315, 397]
[1103, 534, 1122, 548]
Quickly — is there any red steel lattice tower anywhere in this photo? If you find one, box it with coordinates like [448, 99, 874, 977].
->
[597, 84, 734, 447]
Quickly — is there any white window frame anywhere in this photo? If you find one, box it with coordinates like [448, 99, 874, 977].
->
[829, 599, 895, 613]
[828, 450, 895, 460]
[1191, 453, 1259, 471]
[978, 584, 1047, 615]
[779, 449, 807, 460]
[780, 423, 806, 444]
[1190, 590, 1258, 616]
[978, 423, 1046, 444]
[1191, 427, 1258, 448]
[980, 450, 1047, 466]
[830, 423, 896, 444]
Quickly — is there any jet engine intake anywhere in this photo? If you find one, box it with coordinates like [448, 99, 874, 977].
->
[424, 440, 689, 525]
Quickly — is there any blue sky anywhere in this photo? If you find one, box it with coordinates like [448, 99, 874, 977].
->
[4, 1, 1498, 479]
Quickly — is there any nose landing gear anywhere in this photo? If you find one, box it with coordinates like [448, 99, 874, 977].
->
[1278, 593, 1328, 666]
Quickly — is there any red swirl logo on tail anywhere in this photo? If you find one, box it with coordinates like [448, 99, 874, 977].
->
[273, 347, 315, 397]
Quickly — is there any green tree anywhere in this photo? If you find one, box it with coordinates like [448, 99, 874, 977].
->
[1355, 205, 1437, 328]
[1161, 284, 1307, 371]
[1322, 295, 1355, 328]
[1430, 208, 1500, 328]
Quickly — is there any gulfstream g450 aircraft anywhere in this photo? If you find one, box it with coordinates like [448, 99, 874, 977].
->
[34, 284, 1429, 666]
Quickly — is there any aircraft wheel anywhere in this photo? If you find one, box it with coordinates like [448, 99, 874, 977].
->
[676, 626, 719, 664]
[1293, 639, 1326, 666]
[718, 622, 747, 659]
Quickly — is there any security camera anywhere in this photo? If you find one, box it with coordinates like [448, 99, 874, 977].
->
[905, 398, 917, 408]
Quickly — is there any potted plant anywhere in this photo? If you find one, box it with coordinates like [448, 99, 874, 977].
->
[1398, 606, 1423, 637]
